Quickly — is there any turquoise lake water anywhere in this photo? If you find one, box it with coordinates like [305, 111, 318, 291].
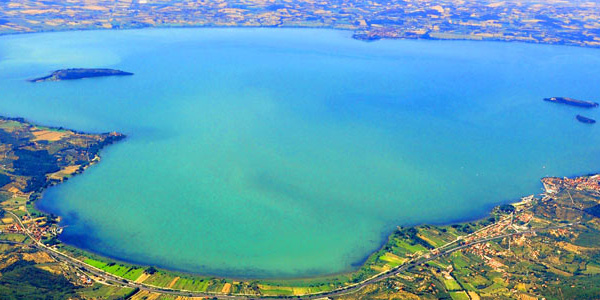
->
[1, 28, 600, 278]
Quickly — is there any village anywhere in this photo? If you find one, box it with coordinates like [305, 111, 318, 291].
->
[542, 174, 600, 194]
[1, 211, 62, 243]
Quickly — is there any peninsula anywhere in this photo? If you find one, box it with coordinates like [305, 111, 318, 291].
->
[28, 68, 133, 83]
[543, 97, 599, 108]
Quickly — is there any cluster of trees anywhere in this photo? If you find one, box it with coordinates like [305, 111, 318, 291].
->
[394, 227, 433, 249]
[451, 223, 475, 234]
[498, 204, 516, 213]
[12, 149, 60, 192]
[584, 204, 600, 218]
[0, 173, 11, 188]
[0, 260, 79, 299]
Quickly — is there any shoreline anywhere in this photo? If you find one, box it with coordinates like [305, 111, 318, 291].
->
[0, 24, 596, 51]
[28, 160, 584, 282]
[0, 114, 590, 281]
[2, 115, 600, 298]
[38, 173, 545, 281]
[42, 188, 550, 282]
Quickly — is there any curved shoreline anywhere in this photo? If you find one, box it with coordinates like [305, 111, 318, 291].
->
[2, 115, 600, 298]
[38, 166, 531, 281]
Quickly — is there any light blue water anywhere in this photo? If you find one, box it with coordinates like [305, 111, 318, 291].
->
[1, 28, 600, 278]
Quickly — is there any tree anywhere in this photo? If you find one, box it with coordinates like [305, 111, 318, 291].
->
[145, 266, 158, 275]
[498, 204, 515, 213]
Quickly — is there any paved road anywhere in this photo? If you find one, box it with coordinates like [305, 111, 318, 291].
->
[1, 211, 578, 300]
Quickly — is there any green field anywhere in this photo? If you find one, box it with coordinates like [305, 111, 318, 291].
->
[450, 291, 471, 300]
[0, 233, 28, 243]
[444, 278, 462, 291]
[144, 272, 178, 286]
[170, 277, 211, 291]
[84, 258, 144, 281]
[259, 285, 294, 296]
[80, 284, 136, 299]
[393, 239, 428, 254]
[379, 252, 404, 267]
[583, 262, 600, 275]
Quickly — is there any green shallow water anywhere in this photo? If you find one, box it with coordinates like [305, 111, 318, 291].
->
[1, 28, 600, 278]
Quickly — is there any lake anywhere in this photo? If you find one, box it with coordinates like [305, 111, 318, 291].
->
[1, 28, 599, 278]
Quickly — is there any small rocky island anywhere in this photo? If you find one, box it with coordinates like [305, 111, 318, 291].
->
[29, 68, 133, 82]
[544, 96, 599, 108]
[576, 115, 596, 124]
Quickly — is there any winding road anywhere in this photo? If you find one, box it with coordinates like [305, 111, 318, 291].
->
[1, 209, 579, 300]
